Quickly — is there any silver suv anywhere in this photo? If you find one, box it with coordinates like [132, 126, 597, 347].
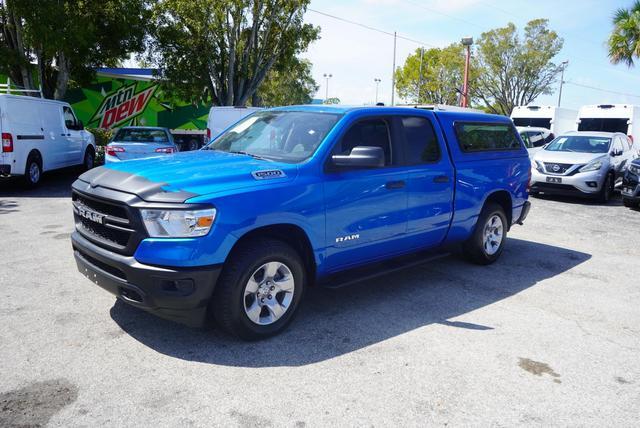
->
[530, 131, 637, 202]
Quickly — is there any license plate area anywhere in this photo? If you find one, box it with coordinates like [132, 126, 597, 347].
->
[546, 176, 562, 184]
[622, 187, 634, 195]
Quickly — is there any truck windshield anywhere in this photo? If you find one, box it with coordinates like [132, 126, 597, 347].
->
[114, 129, 169, 143]
[512, 117, 552, 128]
[578, 118, 629, 133]
[206, 111, 342, 163]
[545, 136, 611, 153]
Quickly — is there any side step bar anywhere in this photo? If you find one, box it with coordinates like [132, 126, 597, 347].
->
[319, 249, 451, 289]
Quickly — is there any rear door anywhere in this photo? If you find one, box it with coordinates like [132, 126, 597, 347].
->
[39, 103, 65, 169]
[323, 116, 408, 272]
[399, 114, 455, 249]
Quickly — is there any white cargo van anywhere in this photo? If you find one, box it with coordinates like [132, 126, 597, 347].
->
[206, 106, 262, 143]
[511, 105, 577, 136]
[0, 89, 96, 186]
[576, 104, 640, 143]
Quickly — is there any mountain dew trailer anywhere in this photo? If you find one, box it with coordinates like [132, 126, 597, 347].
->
[64, 68, 209, 151]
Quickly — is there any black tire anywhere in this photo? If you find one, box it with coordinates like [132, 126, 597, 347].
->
[598, 173, 614, 203]
[462, 202, 508, 265]
[23, 153, 42, 188]
[623, 197, 637, 208]
[211, 238, 306, 340]
[188, 139, 199, 151]
[82, 146, 95, 171]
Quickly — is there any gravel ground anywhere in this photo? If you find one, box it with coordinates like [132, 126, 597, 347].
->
[1, 169, 639, 427]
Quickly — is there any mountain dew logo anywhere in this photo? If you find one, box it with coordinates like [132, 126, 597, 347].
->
[91, 83, 157, 129]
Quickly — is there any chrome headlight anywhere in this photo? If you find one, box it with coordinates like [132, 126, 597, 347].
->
[629, 164, 640, 175]
[534, 160, 545, 173]
[141, 208, 216, 238]
[579, 160, 603, 173]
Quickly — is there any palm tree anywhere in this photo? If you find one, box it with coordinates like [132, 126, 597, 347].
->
[609, 1, 640, 67]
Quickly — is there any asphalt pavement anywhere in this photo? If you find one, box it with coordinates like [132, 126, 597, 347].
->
[0, 170, 638, 427]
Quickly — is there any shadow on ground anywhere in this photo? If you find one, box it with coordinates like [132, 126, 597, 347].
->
[110, 237, 591, 367]
[531, 192, 623, 207]
[0, 167, 80, 198]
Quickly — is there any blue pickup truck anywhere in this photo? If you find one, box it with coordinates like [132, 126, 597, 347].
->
[71, 105, 531, 339]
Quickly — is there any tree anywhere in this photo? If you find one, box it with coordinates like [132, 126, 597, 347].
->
[257, 57, 317, 106]
[472, 19, 563, 115]
[608, 1, 640, 67]
[395, 44, 466, 105]
[147, 0, 319, 106]
[0, 0, 149, 99]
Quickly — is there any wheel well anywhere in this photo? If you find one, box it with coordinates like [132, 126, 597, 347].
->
[27, 149, 42, 165]
[85, 145, 95, 155]
[230, 224, 317, 284]
[485, 191, 513, 228]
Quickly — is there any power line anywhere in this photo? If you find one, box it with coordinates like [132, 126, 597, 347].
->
[565, 81, 640, 99]
[307, 8, 437, 48]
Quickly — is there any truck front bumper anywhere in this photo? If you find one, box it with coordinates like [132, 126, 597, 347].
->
[71, 231, 222, 327]
[622, 170, 640, 203]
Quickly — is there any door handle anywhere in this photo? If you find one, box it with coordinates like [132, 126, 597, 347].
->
[61, 133, 70, 136]
[385, 180, 405, 189]
[433, 175, 450, 183]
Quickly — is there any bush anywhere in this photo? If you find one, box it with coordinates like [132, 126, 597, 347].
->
[87, 128, 113, 165]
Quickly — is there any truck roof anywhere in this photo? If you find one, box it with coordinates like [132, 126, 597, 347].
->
[270, 104, 508, 122]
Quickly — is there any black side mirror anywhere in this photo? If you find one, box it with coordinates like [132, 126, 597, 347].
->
[332, 146, 385, 168]
[611, 150, 623, 157]
[77, 120, 84, 130]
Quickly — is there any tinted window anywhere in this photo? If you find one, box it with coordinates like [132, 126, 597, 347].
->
[63, 107, 77, 128]
[336, 118, 392, 166]
[578, 118, 629, 134]
[455, 122, 521, 152]
[529, 132, 546, 148]
[512, 117, 552, 128]
[401, 116, 440, 164]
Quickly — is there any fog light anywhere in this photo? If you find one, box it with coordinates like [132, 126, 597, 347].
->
[586, 181, 598, 188]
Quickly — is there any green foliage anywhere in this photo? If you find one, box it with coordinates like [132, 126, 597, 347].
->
[395, 44, 466, 105]
[147, 0, 319, 107]
[473, 19, 564, 115]
[258, 57, 317, 106]
[87, 128, 114, 147]
[608, 1, 640, 67]
[1, 0, 150, 99]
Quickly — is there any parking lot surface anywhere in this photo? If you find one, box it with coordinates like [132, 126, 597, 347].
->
[1, 171, 639, 427]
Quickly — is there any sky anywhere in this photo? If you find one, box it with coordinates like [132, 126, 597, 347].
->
[302, 0, 640, 110]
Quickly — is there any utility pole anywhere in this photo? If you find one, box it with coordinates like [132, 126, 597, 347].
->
[461, 37, 473, 108]
[418, 47, 424, 104]
[374, 78, 381, 104]
[557, 61, 569, 107]
[323, 73, 332, 101]
[391, 31, 397, 106]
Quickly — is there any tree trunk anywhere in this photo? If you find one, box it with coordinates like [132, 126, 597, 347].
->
[54, 52, 70, 100]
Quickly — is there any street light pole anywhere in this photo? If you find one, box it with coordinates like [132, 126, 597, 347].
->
[374, 78, 381, 104]
[461, 36, 473, 108]
[391, 31, 397, 106]
[323, 73, 332, 101]
[557, 61, 569, 107]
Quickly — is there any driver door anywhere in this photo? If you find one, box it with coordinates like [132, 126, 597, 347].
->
[62, 106, 83, 166]
[323, 117, 408, 273]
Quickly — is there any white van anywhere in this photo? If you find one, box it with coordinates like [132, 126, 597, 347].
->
[511, 105, 577, 137]
[206, 106, 262, 143]
[0, 92, 96, 186]
[576, 104, 640, 143]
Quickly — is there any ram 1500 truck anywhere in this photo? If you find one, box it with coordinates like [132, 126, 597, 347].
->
[71, 106, 531, 339]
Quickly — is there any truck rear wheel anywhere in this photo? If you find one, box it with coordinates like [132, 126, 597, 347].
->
[463, 202, 508, 265]
[23, 153, 42, 188]
[211, 238, 305, 340]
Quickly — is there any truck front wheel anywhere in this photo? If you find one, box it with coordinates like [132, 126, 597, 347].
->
[463, 203, 508, 265]
[211, 238, 306, 340]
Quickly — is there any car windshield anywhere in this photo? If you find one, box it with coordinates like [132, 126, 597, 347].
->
[114, 129, 169, 143]
[545, 136, 611, 153]
[205, 111, 342, 163]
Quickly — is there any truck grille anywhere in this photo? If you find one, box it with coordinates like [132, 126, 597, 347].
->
[72, 191, 144, 255]
[543, 163, 574, 174]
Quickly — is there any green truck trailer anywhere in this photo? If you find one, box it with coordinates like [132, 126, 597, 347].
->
[3, 68, 210, 151]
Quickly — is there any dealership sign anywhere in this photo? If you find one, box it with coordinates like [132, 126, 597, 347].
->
[91, 83, 157, 129]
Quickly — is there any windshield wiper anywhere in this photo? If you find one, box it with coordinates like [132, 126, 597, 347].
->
[229, 150, 267, 160]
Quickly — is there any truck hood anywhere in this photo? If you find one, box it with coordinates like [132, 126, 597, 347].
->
[533, 150, 606, 165]
[77, 150, 298, 203]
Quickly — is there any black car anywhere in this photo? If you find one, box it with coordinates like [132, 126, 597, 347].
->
[622, 158, 640, 208]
